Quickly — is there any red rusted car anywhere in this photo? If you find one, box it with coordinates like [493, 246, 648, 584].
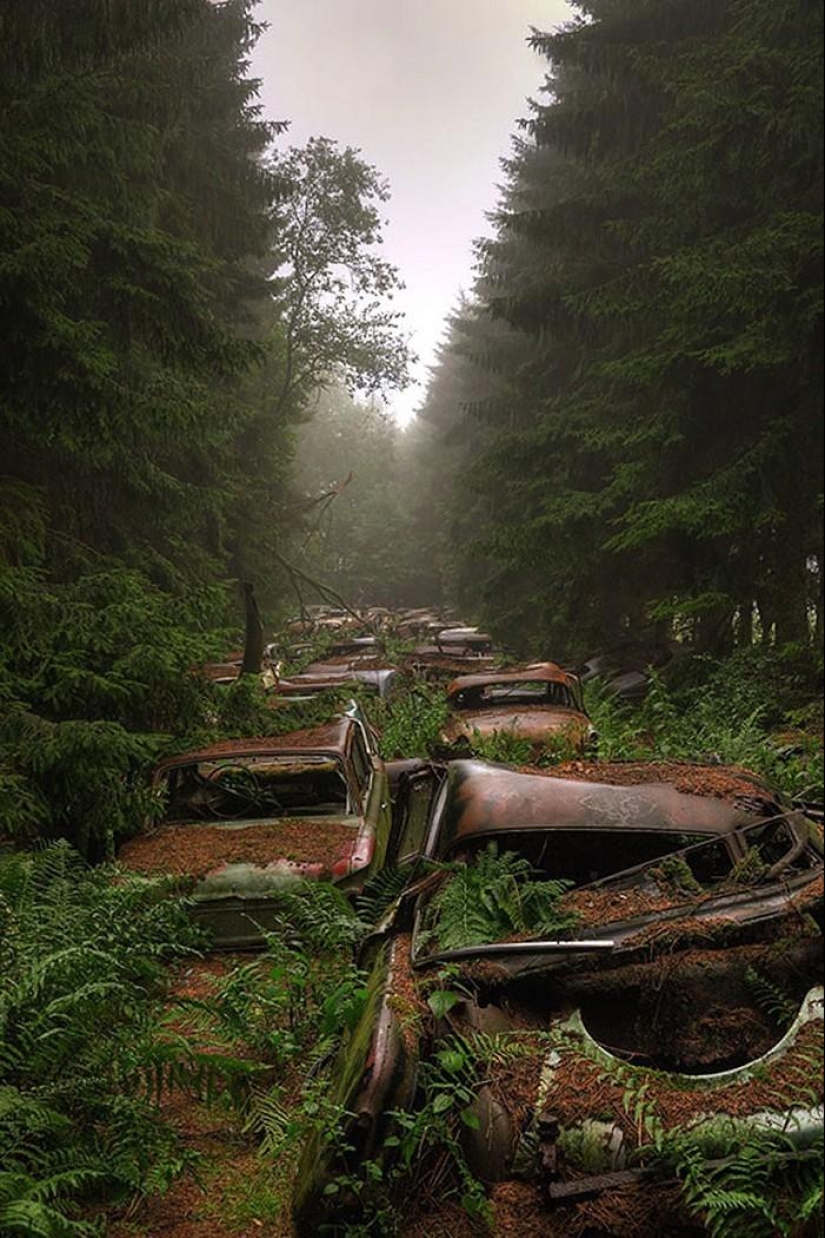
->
[118, 706, 392, 947]
[441, 662, 596, 753]
[294, 760, 823, 1233]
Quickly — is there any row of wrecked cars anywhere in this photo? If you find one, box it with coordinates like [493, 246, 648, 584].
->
[203, 603, 600, 753]
[118, 606, 824, 1234]
[203, 606, 505, 702]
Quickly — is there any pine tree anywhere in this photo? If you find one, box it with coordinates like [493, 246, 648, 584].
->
[410, 0, 823, 657]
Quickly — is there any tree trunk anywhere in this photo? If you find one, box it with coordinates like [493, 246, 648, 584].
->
[737, 602, 754, 648]
[694, 605, 735, 655]
[774, 555, 811, 647]
[240, 581, 264, 675]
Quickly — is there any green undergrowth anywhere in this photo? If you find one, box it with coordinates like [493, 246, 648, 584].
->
[0, 843, 214, 1236]
[466, 727, 581, 767]
[417, 846, 580, 953]
[368, 680, 451, 759]
[585, 648, 824, 800]
[1, 639, 822, 1236]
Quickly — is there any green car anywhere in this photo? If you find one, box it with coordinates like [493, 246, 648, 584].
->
[119, 704, 392, 948]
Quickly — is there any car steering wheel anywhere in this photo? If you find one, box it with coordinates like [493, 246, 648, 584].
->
[201, 765, 267, 819]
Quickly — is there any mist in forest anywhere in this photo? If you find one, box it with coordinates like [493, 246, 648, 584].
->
[252, 0, 570, 422]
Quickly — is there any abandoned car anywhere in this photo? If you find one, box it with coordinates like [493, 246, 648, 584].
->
[197, 649, 278, 693]
[272, 665, 399, 703]
[294, 759, 824, 1232]
[404, 645, 497, 682]
[436, 625, 494, 655]
[118, 707, 392, 947]
[576, 640, 676, 702]
[441, 662, 596, 754]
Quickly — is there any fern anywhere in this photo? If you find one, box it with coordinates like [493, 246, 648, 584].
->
[665, 1133, 824, 1238]
[355, 864, 415, 926]
[270, 880, 365, 953]
[744, 967, 800, 1030]
[0, 844, 209, 1233]
[242, 1086, 297, 1156]
[420, 845, 580, 951]
[467, 1030, 542, 1069]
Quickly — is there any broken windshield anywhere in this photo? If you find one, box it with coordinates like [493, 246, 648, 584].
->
[455, 829, 721, 887]
[160, 755, 353, 822]
[452, 681, 576, 710]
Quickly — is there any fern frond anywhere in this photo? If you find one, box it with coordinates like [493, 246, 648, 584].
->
[355, 865, 414, 925]
[744, 967, 799, 1030]
[420, 845, 580, 951]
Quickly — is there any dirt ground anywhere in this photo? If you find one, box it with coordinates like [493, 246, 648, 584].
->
[105, 957, 298, 1238]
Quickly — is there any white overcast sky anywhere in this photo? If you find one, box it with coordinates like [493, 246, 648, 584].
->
[251, 0, 573, 423]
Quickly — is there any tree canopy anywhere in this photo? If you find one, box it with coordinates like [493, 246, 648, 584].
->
[0, 0, 411, 855]
[408, 0, 824, 659]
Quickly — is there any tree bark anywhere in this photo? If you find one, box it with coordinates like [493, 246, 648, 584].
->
[240, 581, 264, 675]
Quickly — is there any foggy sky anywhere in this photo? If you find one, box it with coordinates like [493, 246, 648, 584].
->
[251, 0, 573, 423]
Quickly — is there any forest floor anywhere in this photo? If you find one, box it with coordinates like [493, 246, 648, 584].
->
[107, 957, 298, 1238]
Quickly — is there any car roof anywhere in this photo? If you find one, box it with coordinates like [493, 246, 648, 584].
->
[432, 760, 761, 855]
[447, 662, 571, 694]
[156, 717, 354, 772]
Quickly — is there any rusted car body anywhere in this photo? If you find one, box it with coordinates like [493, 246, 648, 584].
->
[284, 608, 361, 636]
[294, 760, 824, 1232]
[273, 666, 399, 702]
[119, 708, 392, 948]
[403, 642, 497, 682]
[577, 641, 676, 702]
[271, 646, 400, 703]
[198, 651, 278, 692]
[436, 625, 494, 655]
[393, 609, 445, 639]
[398, 624, 496, 674]
[442, 663, 596, 753]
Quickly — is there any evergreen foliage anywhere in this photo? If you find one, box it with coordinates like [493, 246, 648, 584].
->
[0, 1, 411, 856]
[0, 0, 278, 569]
[409, 0, 824, 660]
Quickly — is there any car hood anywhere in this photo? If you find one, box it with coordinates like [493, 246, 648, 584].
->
[444, 706, 590, 742]
[118, 814, 373, 890]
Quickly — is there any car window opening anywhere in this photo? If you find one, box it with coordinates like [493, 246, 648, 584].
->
[162, 757, 352, 821]
[453, 682, 576, 710]
[458, 829, 718, 888]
